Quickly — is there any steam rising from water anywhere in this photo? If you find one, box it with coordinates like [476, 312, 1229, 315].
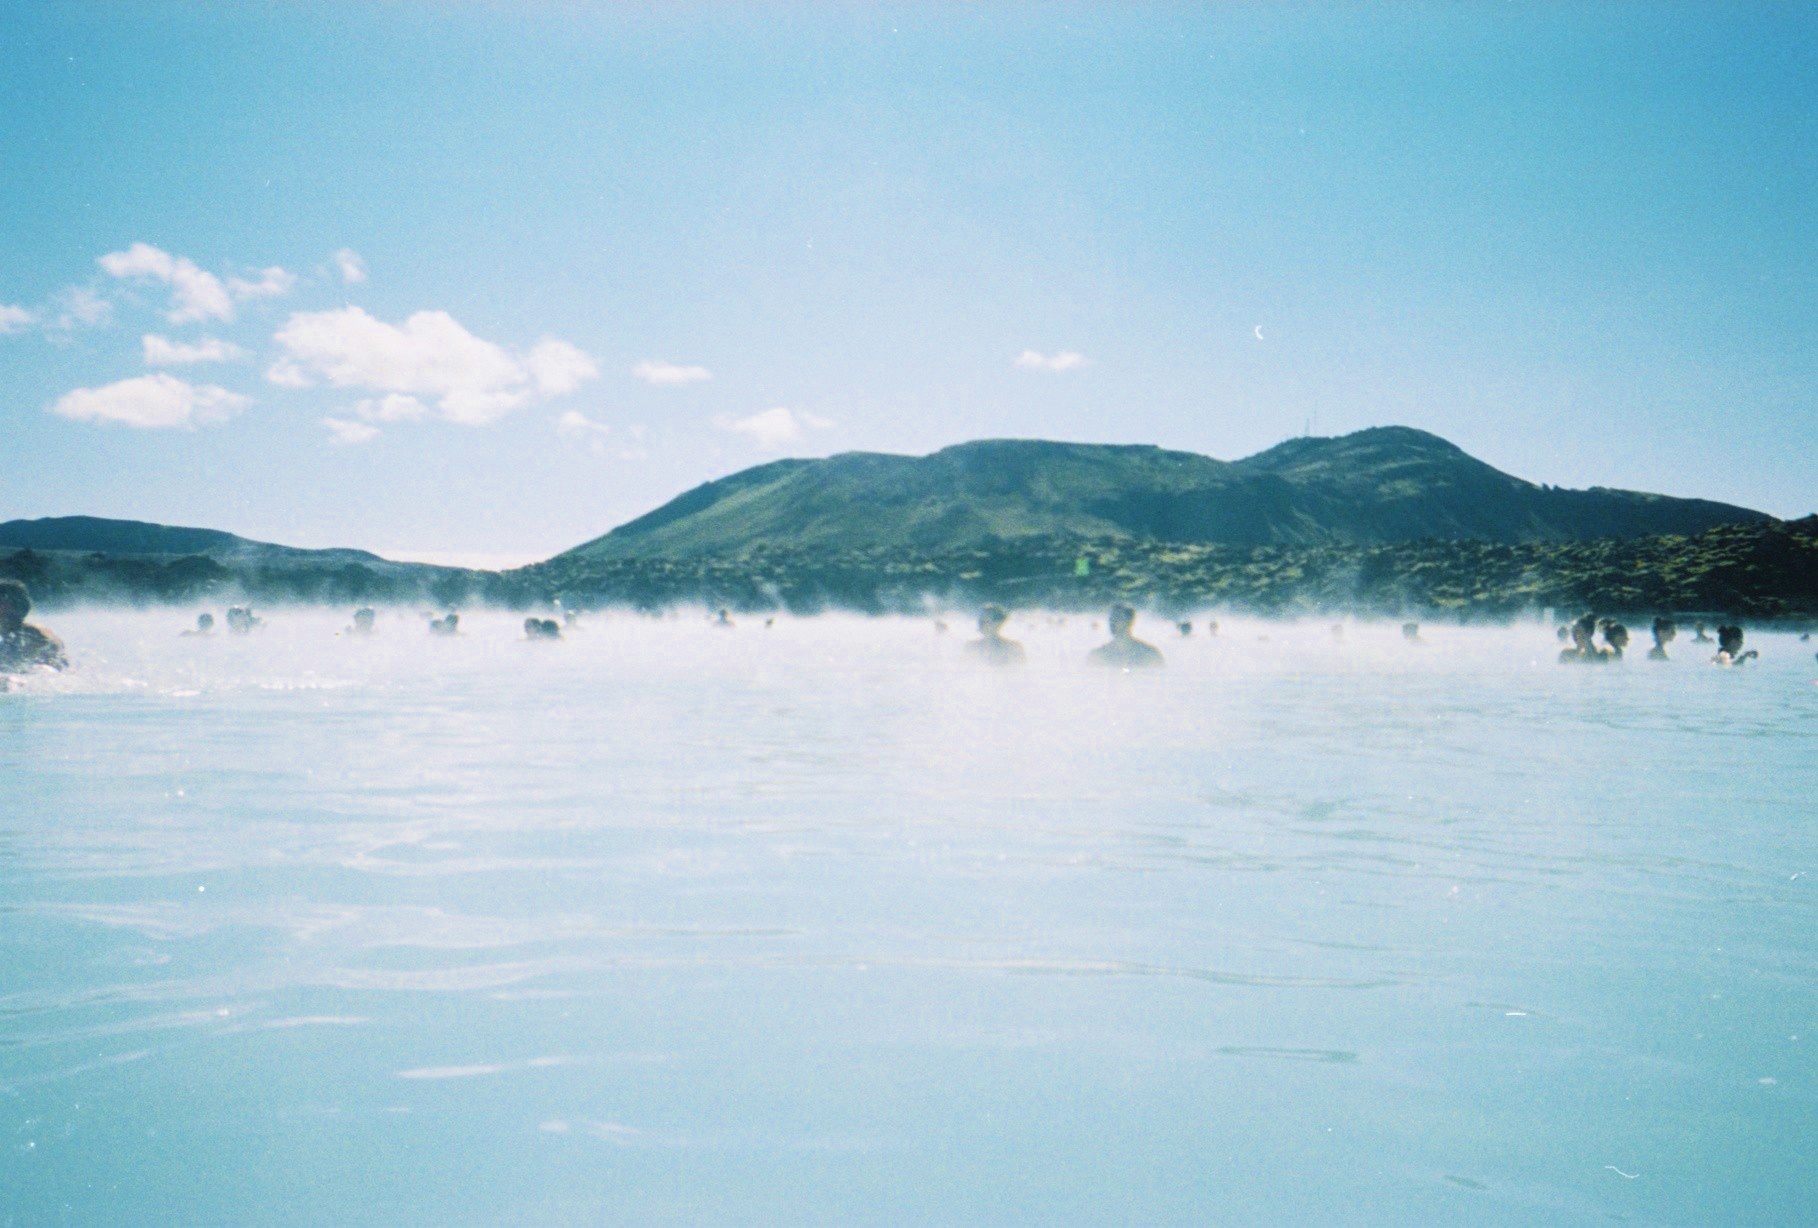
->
[2, 610, 1814, 1223]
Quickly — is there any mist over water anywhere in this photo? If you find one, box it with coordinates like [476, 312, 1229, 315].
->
[3, 610, 1814, 1225]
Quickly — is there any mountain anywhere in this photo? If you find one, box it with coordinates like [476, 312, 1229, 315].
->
[0, 516, 515, 609]
[0, 516, 387, 564]
[558, 427, 1770, 562]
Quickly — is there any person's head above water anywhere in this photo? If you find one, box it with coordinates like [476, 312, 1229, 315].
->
[1109, 604, 1137, 638]
[1718, 624, 1745, 655]
[196, 613, 214, 632]
[1572, 613, 1598, 650]
[0, 579, 30, 632]
[1652, 616, 1676, 646]
[1603, 622, 1630, 652]
[978, 604, 1008, 637]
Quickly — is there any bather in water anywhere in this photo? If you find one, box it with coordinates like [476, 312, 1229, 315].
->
[714, 609, 735, 629]
[1177, 621, 1193, 637]
[345, 607, 377, 637]
[0, 580, 68, 674]
[1647, 616, 1676, 661]
[428, 612, 460, 637]
[1089, 604, 1164, 669]
[1600, 620, 1630, 660]
[524, 617, 562, 641]
[1559, 613, 1611, 664]
[965, 604, 1025, 666]
[180, 613, 216, 638]
[225, 606, 264, 635]
[1693, 621, 1713, 643]
[1713, 625, 1758, 666]
[1402, 622, 1423, 643]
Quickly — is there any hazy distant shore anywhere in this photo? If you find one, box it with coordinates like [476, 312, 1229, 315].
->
[7, 516, 1814, 624]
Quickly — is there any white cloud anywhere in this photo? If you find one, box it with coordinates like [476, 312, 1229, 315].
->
[271, 306, 596, 426]
[98, 243, 234, 323]
[322, 416, 381, 446]
[354, 394, 427, 422]
[714, 406, 833, 451]
[332, 249, 368, 284]
[53, 286, 112, 331]
[632, 360, 711, 386]
[266, 358, 313, 388]
[528, 339, 599, 396]
[50, 373, 249, 430]
[1014, 349, 1088, 372]
[0, 304, 34, 334]
[226, 266, 296, 301]
[142, 334, 247, 366]
[557, 409, 611, 439]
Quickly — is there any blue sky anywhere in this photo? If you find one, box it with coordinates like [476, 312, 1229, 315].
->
[2, 1, 1813, 561]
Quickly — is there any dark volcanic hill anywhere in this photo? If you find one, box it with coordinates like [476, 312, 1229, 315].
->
[0, 515, 387, 564]
[559, 427, 1769, 562]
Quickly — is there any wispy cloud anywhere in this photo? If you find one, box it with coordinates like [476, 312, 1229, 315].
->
[332, 248, 368, 284]
[271, 307, 597, 426]
[0, 304, 34, 334]
[322, 416, 381, 446]
[632, 359, 711, 386]
[52, 286, 113, 331]
[714, 406, 833, 450]
[142, 334, 247, 366]
[50, 373, 249, 429]
[1014, 349, 1088, 372]
[226, 266, 296, 301]
[98, 243, 234, 323]
[556, 409, 612, 440]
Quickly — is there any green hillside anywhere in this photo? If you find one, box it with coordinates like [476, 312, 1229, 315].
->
[562, 428, 1768, 562]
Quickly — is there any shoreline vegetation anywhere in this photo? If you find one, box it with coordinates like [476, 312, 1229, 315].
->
[6, 515, 1814, 624]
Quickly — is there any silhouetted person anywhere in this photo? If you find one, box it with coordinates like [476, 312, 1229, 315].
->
[1402, 622, 1422, 643]
[429, 612, 460, 637]
[714, 609, 734, 628]
[1556, 625, 1570, 643]
[1692, 621, 1713, 643]
[181, 612, 216, 638]
[1714, 625, 1757, 666]
[1206, 620, 1220, 637]
[1560, 613, 1610, 664]
[1648, 616, 1676, 661]
[1090, 604, 1164, 669]
[1177, 620, 1193, 637]
[965, 604, 1025, 666]
[346, 607, 376, 637]
[1600, 620, 1630, 660]
[225, 606, 263, 635]
[0, 580, 67, 673]
[525, 617, 562, 641]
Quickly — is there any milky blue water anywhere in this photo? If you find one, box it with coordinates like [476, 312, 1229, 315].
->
[2, 611, 1813, 1225]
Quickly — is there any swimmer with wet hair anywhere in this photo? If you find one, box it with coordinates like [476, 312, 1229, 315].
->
[1600, 620, 1630, 660]
[0, 580, 68, 673]
[965, 604, 1025, 666]
[428, 612, 460, 637]
[524, 617, 562, 641]
[1559, 613, 1609, 664]
[1090, 604, 1164, 669]
[1647, 616, 1676, 661]
[1402, 622, 1422, 643]
[346, 607, 377, 637]
[1713, 625, 1758, 666]
[180, 612, 216, 638]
